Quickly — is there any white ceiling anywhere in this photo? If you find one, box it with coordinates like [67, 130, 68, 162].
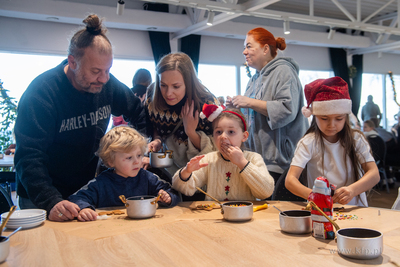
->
[1, 0, 399, 54]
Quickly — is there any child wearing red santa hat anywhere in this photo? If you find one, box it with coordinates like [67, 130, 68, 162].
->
[285, 77, 379, 207]
[172, 104, 274, 201]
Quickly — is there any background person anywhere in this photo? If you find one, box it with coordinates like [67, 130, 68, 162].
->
[112, 68, 152, 127]
[226, 27, 309, 185]
[14, 14, 144, 221]
[363, 120, 379, 138]
[361, 95, 381, 123]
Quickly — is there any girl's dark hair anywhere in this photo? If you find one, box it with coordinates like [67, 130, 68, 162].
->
[306, 115, 367, 205]
[68, 14, 112, 60]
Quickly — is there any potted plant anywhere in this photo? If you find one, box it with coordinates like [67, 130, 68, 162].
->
[0, 80, 17, 172]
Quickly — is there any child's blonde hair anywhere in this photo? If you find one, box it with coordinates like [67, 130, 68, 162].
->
[96, 126, 147, 168]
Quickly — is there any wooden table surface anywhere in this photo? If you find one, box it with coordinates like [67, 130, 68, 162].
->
[2, 201, 400, 267]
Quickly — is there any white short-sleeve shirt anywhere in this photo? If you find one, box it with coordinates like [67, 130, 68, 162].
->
[291, 132, 374, 206]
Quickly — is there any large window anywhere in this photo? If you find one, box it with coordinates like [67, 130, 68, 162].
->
[2, 51, 398, 131]
[198, 64, 236, 101]
[0, 52, 155, 101]
[0, 52, 65, 101]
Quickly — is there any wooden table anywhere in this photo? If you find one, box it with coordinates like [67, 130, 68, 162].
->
[2, 201, 400, 266]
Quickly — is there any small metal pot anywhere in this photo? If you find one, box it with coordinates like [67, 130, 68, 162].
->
[221, 201, 253, 222]
[279, 210, 312, 234]
[149, 150, 174, 168]
[336, 228, 383, 260]
[123, 196, 157, 219]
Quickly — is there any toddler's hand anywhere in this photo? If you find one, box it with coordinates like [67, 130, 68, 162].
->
[77, 208, 98, 222]
[332, 186, 354, 205]
[142, 156, 150, 170]
[158, 189, 171, 205]
[186, 155, 208, 173]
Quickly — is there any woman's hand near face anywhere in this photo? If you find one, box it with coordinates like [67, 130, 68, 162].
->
[142, 156, 150, 170]
[181, 100, 199, 136]
[181, 100, 201, 149]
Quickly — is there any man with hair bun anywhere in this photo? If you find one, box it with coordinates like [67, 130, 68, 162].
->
[14, 14, 144, 221]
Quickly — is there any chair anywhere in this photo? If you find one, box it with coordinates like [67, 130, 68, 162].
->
[0, 171, 16, 199]
[0, 185, 13, 214]
[367, 135, 390, 193]
[392, 187, 400, 210]
[271, 168, 307, 201]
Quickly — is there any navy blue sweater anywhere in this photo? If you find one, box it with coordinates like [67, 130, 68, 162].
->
[14, 60, 145, 214]
[68, 169, 180, 210]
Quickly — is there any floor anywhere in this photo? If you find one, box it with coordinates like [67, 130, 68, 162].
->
[367, 181, 400, 209]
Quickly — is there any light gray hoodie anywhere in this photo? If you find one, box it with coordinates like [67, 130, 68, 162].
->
[243, 57, 309, 174]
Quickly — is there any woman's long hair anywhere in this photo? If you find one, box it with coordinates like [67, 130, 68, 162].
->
[306, 115, 366, 191]
[150, 52, 214, 113]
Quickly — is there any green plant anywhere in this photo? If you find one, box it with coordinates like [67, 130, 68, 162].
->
[0, 80, 17, 171]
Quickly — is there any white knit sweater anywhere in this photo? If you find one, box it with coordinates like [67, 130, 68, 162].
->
[172, 151, 275, 201]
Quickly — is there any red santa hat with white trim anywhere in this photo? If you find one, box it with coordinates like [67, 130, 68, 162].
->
[200, 103, 224, 122]
[302, 76, 352, 118]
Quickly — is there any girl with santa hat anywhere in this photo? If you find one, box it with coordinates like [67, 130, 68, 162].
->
[285, 77, 379, 206]
[172, 104, 274, 201]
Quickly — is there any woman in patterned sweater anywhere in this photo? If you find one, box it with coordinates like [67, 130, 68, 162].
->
[145, 52, 219, 177]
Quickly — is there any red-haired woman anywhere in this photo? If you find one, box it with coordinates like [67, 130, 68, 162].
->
[227, 27, 309, 186]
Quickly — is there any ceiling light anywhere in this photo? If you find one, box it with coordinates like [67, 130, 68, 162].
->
[283, 21, 290, 34]
[117, 0, 125, 16]
[328, 28, 336, 40]
[207, 11, 215, 26]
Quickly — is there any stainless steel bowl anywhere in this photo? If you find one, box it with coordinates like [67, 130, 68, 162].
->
[279, 210, 312, 234]
[221, 201, 253, 222]
[125, 195, 157, 219]
[149, 151, 174, 168]
[337, 228, 383, 260]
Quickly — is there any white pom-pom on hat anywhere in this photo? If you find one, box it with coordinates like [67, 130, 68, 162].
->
[200, 104, 223, 122]
[302, 106, 312, 118]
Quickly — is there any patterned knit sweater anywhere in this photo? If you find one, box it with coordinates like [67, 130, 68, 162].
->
[172, 151, 275, 201]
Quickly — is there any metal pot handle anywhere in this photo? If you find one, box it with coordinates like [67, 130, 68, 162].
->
[119, 195, 129, 207]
